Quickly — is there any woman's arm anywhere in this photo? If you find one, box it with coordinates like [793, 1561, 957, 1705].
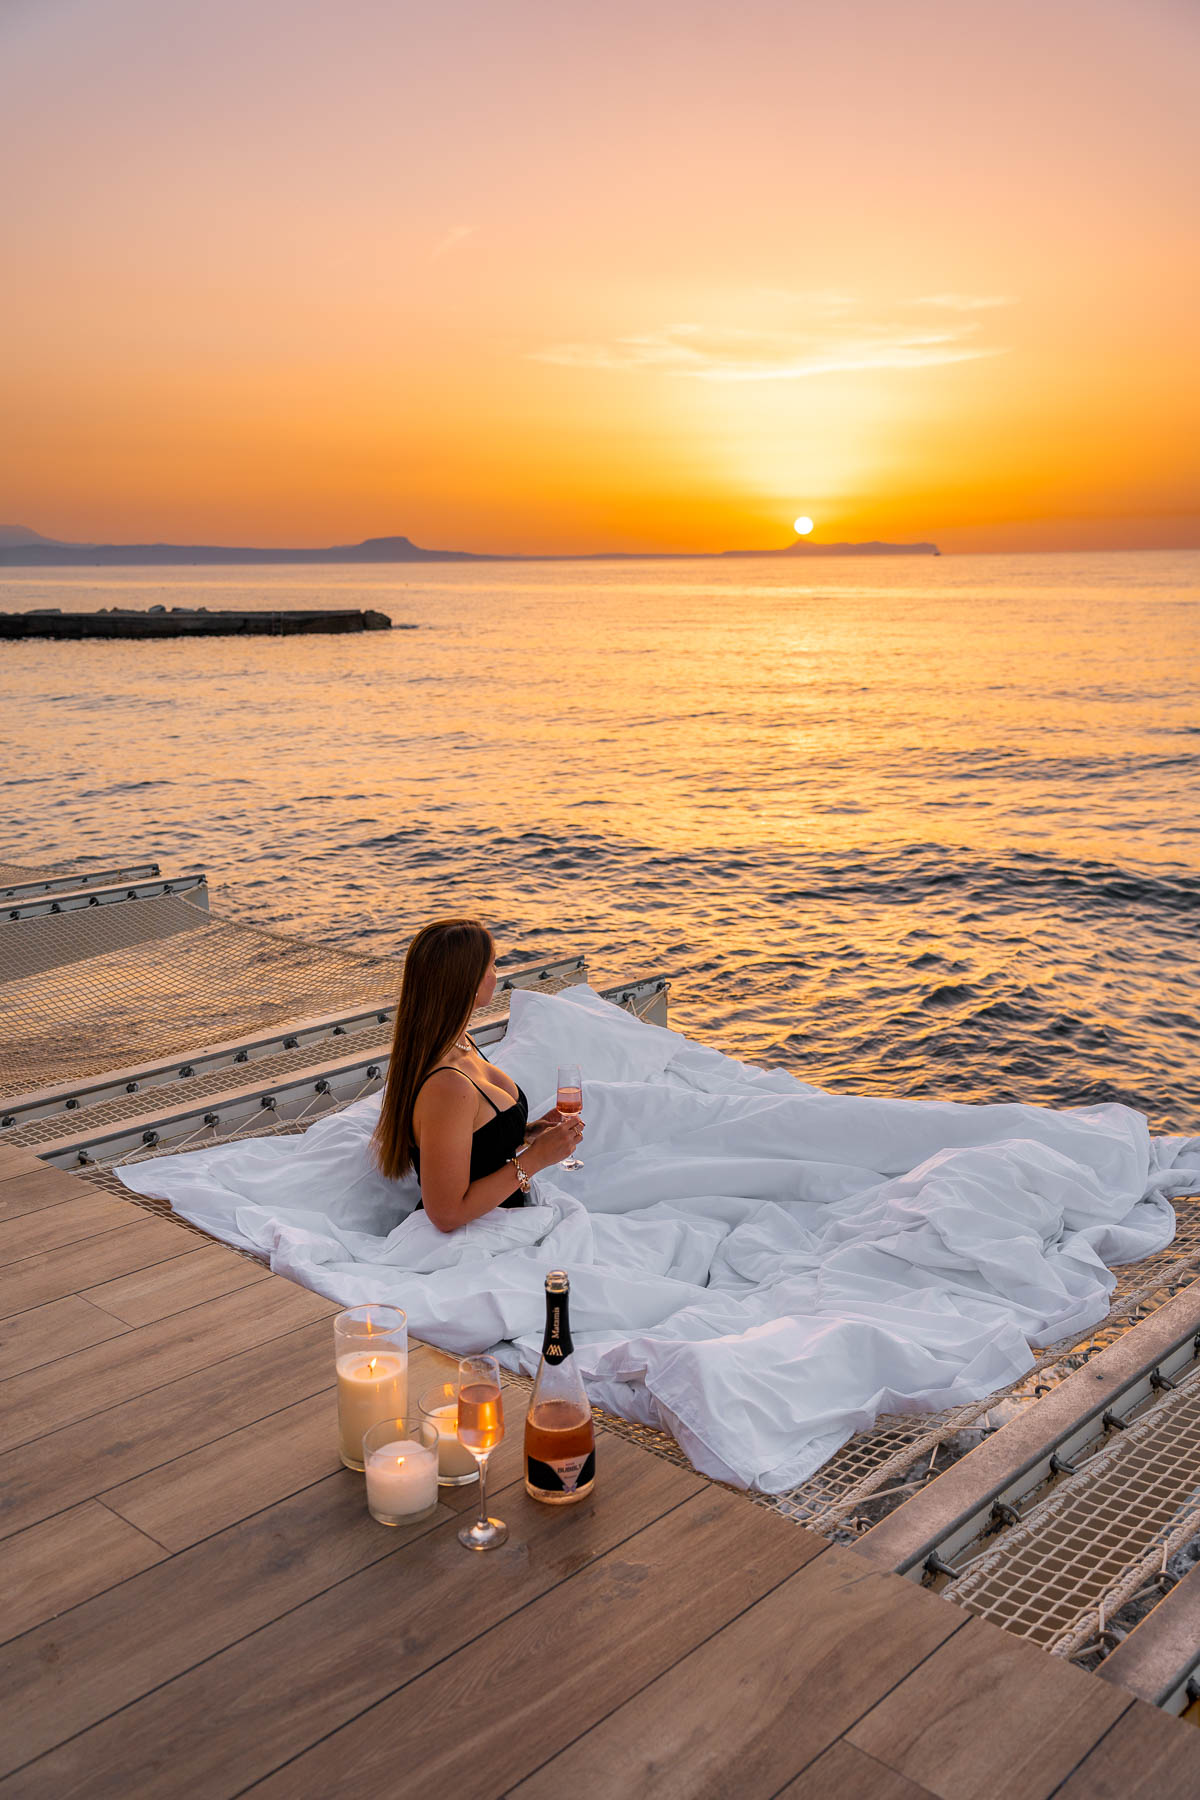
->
[415, 1075, 581, 1233]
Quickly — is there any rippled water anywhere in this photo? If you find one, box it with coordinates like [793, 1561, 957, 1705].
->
[3, 551, 1198, 1130]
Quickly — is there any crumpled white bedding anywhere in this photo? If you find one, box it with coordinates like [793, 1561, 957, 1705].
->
[119, 985, 1200, 1492]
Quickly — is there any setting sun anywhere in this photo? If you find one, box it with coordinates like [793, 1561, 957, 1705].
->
[793, 517, 814, 536]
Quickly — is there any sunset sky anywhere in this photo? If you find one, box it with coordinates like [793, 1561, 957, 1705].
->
[2, 0, 1196, 554]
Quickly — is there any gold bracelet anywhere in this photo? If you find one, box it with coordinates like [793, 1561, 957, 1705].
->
[509, 1155, 531, 1193]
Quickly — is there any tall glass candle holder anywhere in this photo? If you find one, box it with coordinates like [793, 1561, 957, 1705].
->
[334, 1305, 408, 1472]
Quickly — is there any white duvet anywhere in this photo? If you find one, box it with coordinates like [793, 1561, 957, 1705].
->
[120, 986, 1200, 1492]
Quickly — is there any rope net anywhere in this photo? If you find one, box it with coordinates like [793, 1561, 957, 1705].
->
[0, 901, 404, 1100]
[945, 1360, 1200, 1657]
[0, 857, 84, 883]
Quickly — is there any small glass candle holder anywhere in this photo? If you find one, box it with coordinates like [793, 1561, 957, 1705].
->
[363, 1417, 440, 1527]
[334, 1305, 408, 1472]
[419, 1381, 480, 1487]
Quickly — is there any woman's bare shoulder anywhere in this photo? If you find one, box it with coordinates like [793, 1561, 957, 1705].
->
[415, 1067, 477, 1114]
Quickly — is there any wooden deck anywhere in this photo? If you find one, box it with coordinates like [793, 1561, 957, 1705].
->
[3, 1146, 1200, 1799]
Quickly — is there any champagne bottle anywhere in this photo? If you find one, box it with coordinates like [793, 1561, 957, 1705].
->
[524, 1270, 596, 1504]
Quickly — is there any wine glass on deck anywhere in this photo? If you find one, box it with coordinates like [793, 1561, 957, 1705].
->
[456, 1354, 508, 1551]
[556, 1064, 584, 1170]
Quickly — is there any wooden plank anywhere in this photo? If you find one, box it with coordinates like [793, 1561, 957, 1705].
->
[0, 1275, 335, 1453]
[0, 1469, 453, 1779]
[102, 1341, 468, 1550]
[81, 1242, 271, 1325]
[0, 1315, 335, 1541]
[0, 1166, 96, 1220]
[847, 1613, 1132, 1798]
[0, 1147, 45, 1184]
[1052, 1699, 1200, 1799]
[0, 1293, 128, 1380]
[507, 1545, 966, 1800]
[1097, 1556, 1200, 1709]
[775, 1740, 936, 1800]
[250, 1486, 828, 1800]
[0, 1218, 194, 1320]
[0, 1189, 145, 1267]
[101, 1388, 342, 1549]
[0, 1501, 167, 1644]
[3, 1434, 703, 1798]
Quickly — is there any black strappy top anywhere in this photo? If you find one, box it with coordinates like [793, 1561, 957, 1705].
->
[412, 1068, 530, 1210]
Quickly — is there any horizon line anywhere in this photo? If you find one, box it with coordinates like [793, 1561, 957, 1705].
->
[2, 528, 1198, 564]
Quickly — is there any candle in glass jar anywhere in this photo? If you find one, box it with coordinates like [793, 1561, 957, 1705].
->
[364, 1434, 439, 1525]
[427, 1402, 480, 1481]
[336, 1351, 407, 1470]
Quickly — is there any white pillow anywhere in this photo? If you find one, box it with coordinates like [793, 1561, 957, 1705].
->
[489, 984, 682, 1101]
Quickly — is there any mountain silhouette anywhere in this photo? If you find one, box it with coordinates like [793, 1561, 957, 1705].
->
[0, 530, 938, 565]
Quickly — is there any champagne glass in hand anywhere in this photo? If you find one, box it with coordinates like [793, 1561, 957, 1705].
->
[456, 1354, 507, 1551]
[556, 1065, 584, 1169]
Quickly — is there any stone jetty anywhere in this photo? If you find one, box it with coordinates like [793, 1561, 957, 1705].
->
[0, 606, 397, 639]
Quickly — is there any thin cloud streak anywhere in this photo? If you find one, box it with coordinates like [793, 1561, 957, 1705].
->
[915, 292, 1014, 310]
[532, 313, 1011, 382]
[431, 224, 478, 261]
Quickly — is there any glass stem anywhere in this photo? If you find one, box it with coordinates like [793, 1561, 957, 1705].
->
[477, 1453, 490, 1526]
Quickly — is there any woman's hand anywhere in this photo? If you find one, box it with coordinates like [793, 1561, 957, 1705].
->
[524, 1113, 584, 1172]
[526, 1109, 563, 1136]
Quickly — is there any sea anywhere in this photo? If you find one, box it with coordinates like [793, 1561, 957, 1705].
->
[3, 550, 1198, 1132]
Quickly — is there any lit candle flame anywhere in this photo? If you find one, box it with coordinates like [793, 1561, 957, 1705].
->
[367, 1356, 377, 1375]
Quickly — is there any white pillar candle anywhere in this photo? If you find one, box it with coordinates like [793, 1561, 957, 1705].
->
[364, 1437, 439, 1524]
[336, 1351, 408, 1470]
[427, 1402, 481, 1481]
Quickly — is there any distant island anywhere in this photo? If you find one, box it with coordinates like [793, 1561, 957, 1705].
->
[0, 525, 939, 566]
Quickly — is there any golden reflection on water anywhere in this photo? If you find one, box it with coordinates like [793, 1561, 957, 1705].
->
[3, 552, 1199, 1127]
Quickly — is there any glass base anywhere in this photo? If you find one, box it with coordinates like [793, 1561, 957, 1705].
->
[560, 1157, 583, 1170]
[437, 1468, 479, 1488]
[368, 1500, 440, 1527]
[458, 1515, 508, 1551]
[341, 1451, 365, 1473]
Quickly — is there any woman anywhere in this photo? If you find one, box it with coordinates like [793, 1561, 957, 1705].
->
[372, 918, 583, 1232]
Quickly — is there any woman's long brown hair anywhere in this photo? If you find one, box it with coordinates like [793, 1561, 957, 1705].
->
[372, 918, 494, 1181]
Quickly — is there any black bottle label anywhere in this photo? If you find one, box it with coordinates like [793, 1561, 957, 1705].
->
[527, 1450, 596, 1494]
[542, 1294, 574, 1362]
